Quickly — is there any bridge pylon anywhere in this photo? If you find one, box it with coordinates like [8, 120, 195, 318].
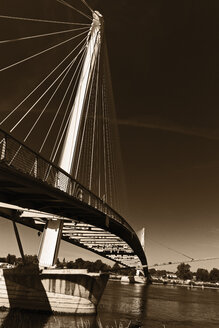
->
[38, 219, 63, 268]
[38, 11, 103, 268]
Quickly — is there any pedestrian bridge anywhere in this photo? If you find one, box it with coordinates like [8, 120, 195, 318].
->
[0, 0, 148, 276]
[0, 128, 147, 273]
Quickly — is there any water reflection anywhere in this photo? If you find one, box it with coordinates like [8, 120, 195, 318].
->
[0, 309, 97, 328]
[0, 281, 148, 328]
[0, 310, 141, 328]
[2, 282, 219, 328]
[0, 309, 50, 328]
[98, 281, 148, 326]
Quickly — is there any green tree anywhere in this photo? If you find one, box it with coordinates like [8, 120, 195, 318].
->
[112, 262, 120, 272]
[209, 268, 219, 283]
[149, 268, 157, 276]
[157, 270, 167, 278]
[6, 254, 16, 265]
[196, 268, 209, 282]
[24, 255, 38, 264]
[93, 259, 105, 272]
[74, 258, 85, 269]
[176, 263, 193, 280]
[56, 258, 64, 268]
[65, 261, 73, 269]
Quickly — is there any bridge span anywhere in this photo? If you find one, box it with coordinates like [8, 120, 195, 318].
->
[0, 0, 148, 279]
[0, 128, 148, 275]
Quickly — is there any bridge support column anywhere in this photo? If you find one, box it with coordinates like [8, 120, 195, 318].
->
[12, 220, 25, 264]
[38, 219, 63, 268]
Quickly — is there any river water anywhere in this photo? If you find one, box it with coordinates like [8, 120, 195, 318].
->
[0, 281, 219, 328]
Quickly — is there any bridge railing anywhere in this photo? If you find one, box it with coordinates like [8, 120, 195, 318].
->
[0, 129, 135, 234]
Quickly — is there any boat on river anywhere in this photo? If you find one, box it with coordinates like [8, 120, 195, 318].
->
[121, 272, 147, 284]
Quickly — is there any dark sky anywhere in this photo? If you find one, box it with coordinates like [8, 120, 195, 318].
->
[0, 0, 219, 271]
[92, 0, 219, 270]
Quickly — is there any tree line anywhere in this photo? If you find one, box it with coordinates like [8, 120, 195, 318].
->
[3, 255, 217, 281]
[0, 254, 135, 274]
[149, 263, 219, 282]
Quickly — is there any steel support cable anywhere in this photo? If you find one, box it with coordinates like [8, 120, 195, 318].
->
[96, 56, 104, 199]
[107, 84, 119, 210]
[56, 0, 92, 21]
[103, 70, 113, 206]
[79, 0, 94, 14]
[84, 104, 93, 187]
[46, 28, 95, 164]
[78, 91, 91, 186]
[107, 123, 114, 207]
[71, 45, 100, 185]
[0, 34, 88, 126]
[48, 46, 87, 162]
[0, 15, 90, 26]
[81, 63, 94, 186]
[7, 57, 78, 168]
[8, 145, 22, 166]
[23, 58, 77, 143]
[0, 28, 89, 72]
[74, 45, 99, 182]
[49, 46, 88, 162]
[95, 50, 101, 198]
[66, 45, 97, 186]
[102, 84, 108, 204]
[102, 78, 112, 205]
[104, 56, 119, 210]
[110, 88, 121, 211]
[102, 42, 121, 209]
[39, 43, 87, 154]
[148, 238, 194, 260]
[97, 75, 101, 198]
[89, 45, 101, 191]
[66, 43, 99, 185]
[66, 43, 100, 186]
[108, 118, 114, 207]
[104, 84, 113, 206]
[149, 257, 219, 268]
[0, 27, 89, 44]
[109, 106, 119, 211]
[105, 91, 117, 209]
[10, 55, 80, 133]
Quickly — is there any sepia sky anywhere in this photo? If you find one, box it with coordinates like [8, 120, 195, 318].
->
[97, 0, 219, 271]
[0, 0, 219, 272]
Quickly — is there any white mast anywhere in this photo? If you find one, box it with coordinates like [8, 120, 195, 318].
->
[59, 11, 103, 175]
[38, 11, 103, 268]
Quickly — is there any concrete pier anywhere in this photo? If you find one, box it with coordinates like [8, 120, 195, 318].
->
[0, 268, 108, 314]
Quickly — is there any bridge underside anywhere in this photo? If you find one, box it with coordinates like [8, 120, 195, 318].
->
[0, 203, 139, 268]
[0, 163, 146, 270]
[0, 129, 148, 274]
[0, 3, 148, 276]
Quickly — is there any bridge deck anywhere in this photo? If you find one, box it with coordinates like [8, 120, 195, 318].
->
[0, 128, 148, 272]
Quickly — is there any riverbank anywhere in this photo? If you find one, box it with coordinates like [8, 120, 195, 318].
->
[151, 278, 219, 290]
[1, 281, 219, 327]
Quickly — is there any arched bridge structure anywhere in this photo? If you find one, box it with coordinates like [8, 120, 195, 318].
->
[0, 129, 148, 274]
[0, 0, 148, 276]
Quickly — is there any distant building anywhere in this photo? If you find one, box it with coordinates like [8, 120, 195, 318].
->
[0, 262, 13, 269]
[166, 273, 177, 279]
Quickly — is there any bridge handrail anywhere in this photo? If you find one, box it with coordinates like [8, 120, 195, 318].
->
[0, 128, 135, 234]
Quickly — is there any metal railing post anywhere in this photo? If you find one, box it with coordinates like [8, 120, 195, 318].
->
[0, 136, 6, 161]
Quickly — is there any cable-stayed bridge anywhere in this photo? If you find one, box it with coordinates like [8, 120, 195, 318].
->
[0, 0, 148, 276]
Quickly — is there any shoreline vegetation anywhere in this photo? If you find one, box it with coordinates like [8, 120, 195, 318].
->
[151, 278, 219, 289]
[149, 262, 219, 289]
[1, 254, 219, 289]
[0, 254, 135, 275]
